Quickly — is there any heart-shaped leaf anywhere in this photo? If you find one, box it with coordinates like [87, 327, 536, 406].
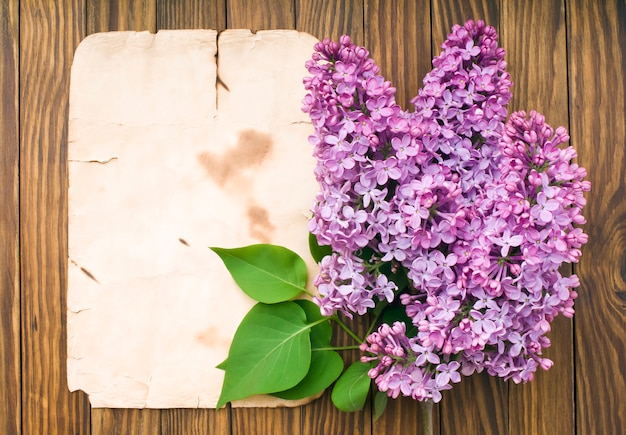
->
[216, 301, 312, 408]
[211, 244, 308, 303]
[331, 361, 372, 412]
[272, 300, 343, 400]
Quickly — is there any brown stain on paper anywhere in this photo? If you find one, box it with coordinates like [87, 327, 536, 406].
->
[70, 258, 101, 284]
[198, 129, 273, 187]
[198, 129, 276, 242]
[196, 325, 230, 350]
[247, 204, 275, 243]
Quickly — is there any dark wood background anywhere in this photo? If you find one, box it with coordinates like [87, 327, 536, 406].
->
[1, 0, 625, 433]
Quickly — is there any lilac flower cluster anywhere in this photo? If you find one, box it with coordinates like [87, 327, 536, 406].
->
[303, 20, 590, 402]
[360, 321, 461, 402]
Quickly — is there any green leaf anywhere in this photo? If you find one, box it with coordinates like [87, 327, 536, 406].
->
[272, 300, 343, 400]
[293, 299, 331, 347]
[211, 244, 308, 303]
[272, 348, 344, 400]
[373, 390, 389, 421]
[216, 302, 312, 408]
[372, 299, 390, 317]
[308, 232, 332, 263]
[331, 361, 372, 412]
[215, 358, 228, 370]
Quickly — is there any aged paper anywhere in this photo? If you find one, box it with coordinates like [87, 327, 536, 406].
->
[67, 29, 320, 408]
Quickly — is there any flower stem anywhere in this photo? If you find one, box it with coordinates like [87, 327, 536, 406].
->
[300, 288, 316, 298]
[332, 316, 363, 343]
[420, 399, 434, 435]
[365, 307, 385, 337]
[312, 345, 361, 351]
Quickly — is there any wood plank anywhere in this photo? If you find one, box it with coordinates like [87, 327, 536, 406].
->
[568, 0, 626, 432]
[0, 0, 21, 433]
[231, 407, 302, 435]
[19, 0, 91, 433]
[226, 0, 294, 31]
[374, 397, 439, 435]
[364, 0, 431, 109]
[156, 0, 226, 31]
[296, 0, 364, 45]
[364, 4, 435, 430]
[441, 374, 508, 434]
[91, 409, 161, 435]
[301, 392, 371, 435]
[501, 0, 568, 119]
[431, 0, 500, 51]
[430, 2, 508, 434]
[87, 0, 157, 34]
[501, 1, 575, 434]
[160, 409, 231, 435]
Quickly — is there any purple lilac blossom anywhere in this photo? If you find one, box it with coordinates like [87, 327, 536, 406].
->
[302, 20, 589, 402]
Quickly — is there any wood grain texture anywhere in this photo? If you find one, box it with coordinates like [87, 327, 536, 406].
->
[501, 0, 569, 119]
[0, 0, 20, 433]
[231, 407, 301, 435]
[301, 391, 371, 435]
[226, 0, 294, 31]
[374, 397, 440, 435]
[19, 0, 91, 434]
[441, 374, 508, 435]
[502, 1, 575, 434]
[87, 0, 157, 33]
[568, 0, 626, 432]
[160, 409, 231, 435]
[91, 409, 161, 435]
[157, 0, 226, 31]
[296, 0, 365, 45]
[431, 0, 500, 52]
[364, 0, 432, 109]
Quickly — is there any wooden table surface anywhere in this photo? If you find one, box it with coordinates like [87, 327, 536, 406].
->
[1, 0, 625, 433]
